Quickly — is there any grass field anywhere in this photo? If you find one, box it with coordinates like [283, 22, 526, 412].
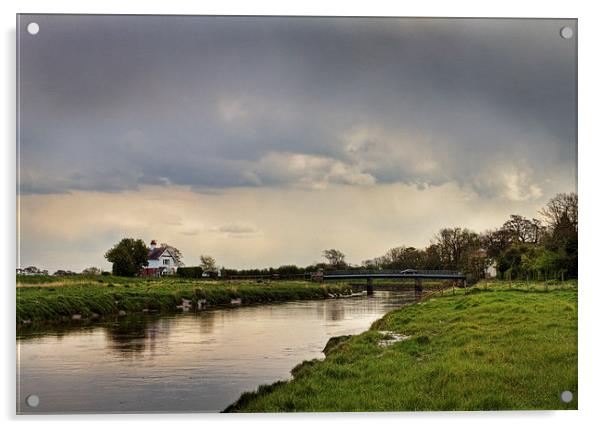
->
[16, 275, 355, 325]
[225, 280, 578, 412]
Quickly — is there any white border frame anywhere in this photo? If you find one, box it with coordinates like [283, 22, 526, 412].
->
[2, 1, 601, 428]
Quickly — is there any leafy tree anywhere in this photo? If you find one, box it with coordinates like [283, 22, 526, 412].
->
[497, 245, 526, 279]
[530, 247, 564, 280]
[105, 238, 149, 277]
[322, 249, 347, 269]
[199, 255, 217, 272]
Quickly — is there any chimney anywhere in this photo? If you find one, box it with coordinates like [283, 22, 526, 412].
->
[150, 239, 157, 250]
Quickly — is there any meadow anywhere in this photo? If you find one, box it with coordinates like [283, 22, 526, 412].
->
[16, 275, 355, 325]
[225, 280, 578, 411]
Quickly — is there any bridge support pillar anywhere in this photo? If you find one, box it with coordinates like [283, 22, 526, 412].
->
[414, 278, 423, 293]
[366, 277, 374, 295]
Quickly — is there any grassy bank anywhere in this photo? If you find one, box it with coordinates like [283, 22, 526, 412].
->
[16, 276, 355, 325]
[226, 280, 578, 411]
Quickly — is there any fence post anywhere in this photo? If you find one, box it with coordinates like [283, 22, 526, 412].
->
[414, 278, 423, 293]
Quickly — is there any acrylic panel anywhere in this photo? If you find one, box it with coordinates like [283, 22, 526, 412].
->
[16, 15, 577, 414]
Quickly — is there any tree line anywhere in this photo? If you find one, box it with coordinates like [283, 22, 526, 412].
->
[225, 192, 577, 282]
[361, 192, 577, 281]
[96, 192, 576, 281]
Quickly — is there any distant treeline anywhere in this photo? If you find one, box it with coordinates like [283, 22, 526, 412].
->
[219, 192, 577, 282]
[26, 192, 576, 283]
[222, 265, 319, 279]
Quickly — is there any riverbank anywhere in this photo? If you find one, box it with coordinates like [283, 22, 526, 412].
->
[225, 280, 578, 411]
[16, 276, 357, 325]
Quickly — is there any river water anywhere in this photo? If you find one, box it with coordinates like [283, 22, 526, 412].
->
[17, 290, 418, 414]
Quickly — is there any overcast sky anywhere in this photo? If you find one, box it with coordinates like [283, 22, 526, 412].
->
[17, 15, 577, 272]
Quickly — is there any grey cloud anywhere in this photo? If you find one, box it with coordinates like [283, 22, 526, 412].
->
[18, 16, 576, 200]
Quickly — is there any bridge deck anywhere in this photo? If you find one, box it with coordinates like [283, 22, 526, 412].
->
[322, 269, 465, 280]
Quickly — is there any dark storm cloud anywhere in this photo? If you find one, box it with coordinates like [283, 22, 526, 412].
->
[18, 15, 576, 199]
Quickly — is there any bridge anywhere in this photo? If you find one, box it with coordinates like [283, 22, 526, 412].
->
[321, 269, 466, 295]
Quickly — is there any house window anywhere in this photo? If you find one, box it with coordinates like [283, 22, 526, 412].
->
[163, 259, 170, 265]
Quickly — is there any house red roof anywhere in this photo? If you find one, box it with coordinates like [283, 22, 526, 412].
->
[148, 247, 168, 260]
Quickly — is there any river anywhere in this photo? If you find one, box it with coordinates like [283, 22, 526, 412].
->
[17, 290, 418, 414]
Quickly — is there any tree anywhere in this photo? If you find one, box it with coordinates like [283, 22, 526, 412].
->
[381, 246, 426, 269]
[540, 192, 578, 278]
[502, 215, 542, 244]
[105, 238, 149, 277]
[82, 267, 101, 276]
[161, 243, 184, 267]
[276, 265, 303, 276]
[521, 246, 563, 281]
[497, 245, 526, 279]
[199, 255, 217, 272]
[467, 250, 488, 280]
[423, 244, 444, 270]
[539, 192, 578, 230]
[480, 228, 512, 259]
[322, 249, 347, 269]
[432, 227, 480, 271]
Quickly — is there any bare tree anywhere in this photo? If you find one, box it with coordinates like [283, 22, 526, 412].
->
[432, 227, 479, 271]
[383, 246, 425, 269]
[539, 192, 578, 230]
[199, 255, 217, 272]
[322, 249, 347, 269]
[502, 215, 542, 244]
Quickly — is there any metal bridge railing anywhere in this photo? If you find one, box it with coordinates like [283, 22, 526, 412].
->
[323, 269, 463, 276]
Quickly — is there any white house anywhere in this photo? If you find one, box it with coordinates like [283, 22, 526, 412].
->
[485, 260, 497, 278]
[141, 240, 178, 276]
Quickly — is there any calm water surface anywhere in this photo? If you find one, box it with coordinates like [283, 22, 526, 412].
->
[17, 291, 417, 413]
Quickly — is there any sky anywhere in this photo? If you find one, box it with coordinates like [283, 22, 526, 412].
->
[17, 15, 577, 272]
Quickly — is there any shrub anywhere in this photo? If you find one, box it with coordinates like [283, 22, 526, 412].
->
[177, 267, 204, 278]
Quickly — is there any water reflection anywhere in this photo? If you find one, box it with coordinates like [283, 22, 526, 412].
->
[105, 316, 152, 356]
[17, 291, 416, 414]
[320, 299, 347, 321]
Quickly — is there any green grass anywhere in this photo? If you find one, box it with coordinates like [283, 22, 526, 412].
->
[225, 280, 578, 412]
[16, 275, 355, 325]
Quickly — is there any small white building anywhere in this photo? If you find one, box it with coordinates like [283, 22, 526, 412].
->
[485, 260, 497, 278]
[141, 240, 178, 276]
